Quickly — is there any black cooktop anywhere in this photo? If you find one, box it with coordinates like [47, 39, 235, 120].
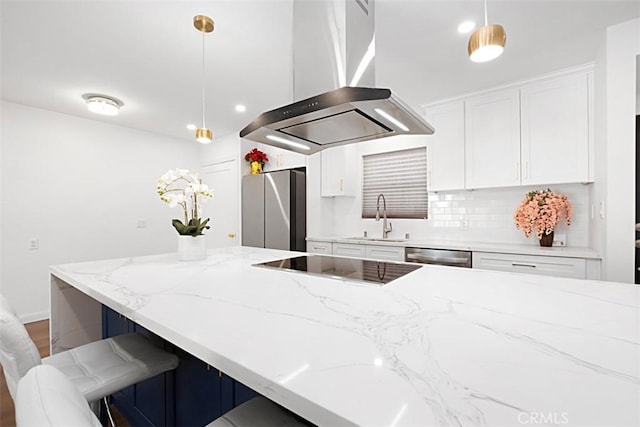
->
[254, 255, 422, 286]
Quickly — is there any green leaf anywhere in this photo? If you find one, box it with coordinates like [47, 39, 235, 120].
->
[172, 217, 211, 236]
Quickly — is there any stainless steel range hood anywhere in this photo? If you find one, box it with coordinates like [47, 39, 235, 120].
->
[239, 0, 434, 155]
[239, 87, 434, 154]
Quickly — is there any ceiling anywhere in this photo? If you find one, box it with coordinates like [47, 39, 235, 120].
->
[1, 0, 639, 143]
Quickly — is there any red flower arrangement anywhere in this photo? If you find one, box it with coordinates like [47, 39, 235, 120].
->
[244, 148, 269, 165]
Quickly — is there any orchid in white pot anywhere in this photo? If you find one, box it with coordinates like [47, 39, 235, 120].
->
[157, 168, 213, 237]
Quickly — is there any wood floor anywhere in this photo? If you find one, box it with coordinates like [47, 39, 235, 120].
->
[0, 320, 130, 427]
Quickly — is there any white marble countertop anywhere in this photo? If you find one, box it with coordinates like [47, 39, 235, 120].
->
[307, 236, 601, 259]
[50, 246, 638, 426]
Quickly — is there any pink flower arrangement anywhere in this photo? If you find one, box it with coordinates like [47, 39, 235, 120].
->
[514, 189, 573, 239]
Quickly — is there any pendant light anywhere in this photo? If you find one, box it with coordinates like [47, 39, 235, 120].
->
[467, 0, 506, 63]
[194, 15, 214, 144]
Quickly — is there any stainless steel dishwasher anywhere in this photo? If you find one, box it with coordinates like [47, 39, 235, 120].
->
[405, 247, 472, 268]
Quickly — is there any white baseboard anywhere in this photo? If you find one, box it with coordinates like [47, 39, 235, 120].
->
[20, 310, 50, 324]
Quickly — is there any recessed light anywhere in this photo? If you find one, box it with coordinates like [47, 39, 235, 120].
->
[235, 104, 246, 113]
[82, 94, 123, 116]
[186, 124, 196, 130]
[457, 20, 476, 34]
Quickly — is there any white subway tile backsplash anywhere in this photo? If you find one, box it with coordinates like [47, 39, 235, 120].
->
[333, 183, 591, 247]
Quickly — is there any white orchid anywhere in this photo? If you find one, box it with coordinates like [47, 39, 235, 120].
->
[157, 168, 214, 236]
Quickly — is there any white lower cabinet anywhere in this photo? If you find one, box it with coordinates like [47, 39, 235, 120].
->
[306, 240, 332, 255]
[332, 243, 366, 258]
[365, 245, 405, 262]
[472, 252, 587, 279]
[307, 241, 405, 262]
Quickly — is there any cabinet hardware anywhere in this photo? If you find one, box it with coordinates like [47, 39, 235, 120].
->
[312, 246, 324, 250]
[339, 178, 343, 192]
[228, 232, 235, 238]
[512, 262, 536, 268]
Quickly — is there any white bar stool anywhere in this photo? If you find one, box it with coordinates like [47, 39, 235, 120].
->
[18, 365, 313, 427]
[206, 395, 313, 426]
[16, 364, 102, 427]
[0, 294, 179, 424]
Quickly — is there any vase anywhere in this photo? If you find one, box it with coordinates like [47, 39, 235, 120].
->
[250, 161, 262, 175]
[177, 235, 207, 261]
[539, 230, 554, 247]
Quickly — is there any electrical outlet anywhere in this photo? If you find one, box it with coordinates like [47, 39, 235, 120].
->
[28, 239, 39, 250]
[136, 219, 147, 228]
[553, 232, 567, 247]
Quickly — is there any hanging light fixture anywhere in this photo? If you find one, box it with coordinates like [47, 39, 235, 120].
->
[467, 0, 506, 63]
[193, 15, 214, 144]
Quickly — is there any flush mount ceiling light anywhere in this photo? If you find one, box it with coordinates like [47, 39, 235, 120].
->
[467, 0, 506, 63]
[194, 14, 214, 144]
[235, 104, 246, 113]
[82, 94, 123, 116]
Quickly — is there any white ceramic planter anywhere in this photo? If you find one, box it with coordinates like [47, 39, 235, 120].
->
[177, 235, 207, 261]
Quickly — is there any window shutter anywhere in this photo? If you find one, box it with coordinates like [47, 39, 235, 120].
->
[362, 147, 428, 219]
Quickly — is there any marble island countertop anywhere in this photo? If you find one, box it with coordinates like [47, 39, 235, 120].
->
[307, 236, 601, 259]
[50, 246, 638, 426]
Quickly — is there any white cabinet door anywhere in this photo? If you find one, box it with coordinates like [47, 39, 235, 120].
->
[364, 245, 405, 262]
[332, 243, 366, 258]
[520, 73, 591, 185]
[472, 252, 586, 279]
[465, 88, 521, 189]
[306, 240, 332, 255]
[425, 101, 465, 191]
[321, 146, 357, 197]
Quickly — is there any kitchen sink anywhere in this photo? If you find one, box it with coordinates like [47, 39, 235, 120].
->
[345, 237, 406, 243]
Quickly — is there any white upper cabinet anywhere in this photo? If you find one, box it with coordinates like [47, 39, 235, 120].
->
[424, 101, 466, 191]
[423, 66, 593, 191]
[321, 145, 357, 197]
[520, 73, 591, 185]
[465, 88, 521, 189]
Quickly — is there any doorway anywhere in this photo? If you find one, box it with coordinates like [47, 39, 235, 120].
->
[201, 158, 239, 248]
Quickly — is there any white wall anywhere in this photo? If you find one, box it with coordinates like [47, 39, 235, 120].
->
[201, 133, 241, 166]
[0, 101, 201, 320]
[325, 135, 590, 247]
[603, 18, 639, 283]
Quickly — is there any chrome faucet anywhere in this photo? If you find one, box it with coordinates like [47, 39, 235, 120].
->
[375, 193, 393, 238]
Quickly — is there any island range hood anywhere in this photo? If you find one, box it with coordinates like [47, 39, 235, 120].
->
[239, 0, 434, 155]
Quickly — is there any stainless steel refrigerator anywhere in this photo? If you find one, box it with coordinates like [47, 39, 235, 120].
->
[242, 168, 306, 251]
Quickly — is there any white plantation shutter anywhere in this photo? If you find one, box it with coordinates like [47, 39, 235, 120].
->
[362, 147, 428, 219]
